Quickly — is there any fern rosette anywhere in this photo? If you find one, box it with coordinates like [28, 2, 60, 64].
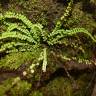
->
[0, 1, 96, 72]
[0, 12, 43, 53]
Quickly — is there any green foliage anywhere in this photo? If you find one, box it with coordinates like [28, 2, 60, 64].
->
[40, 73, 93, 96]
[0, 52, 35, 70]
[0, 77, 31, 96]
[0, 46, 43, 70]
[29, 91, 43, 96]
[0, 2, 96, 53]
[0, 0, 96, 95]
[48, 28, 96, 45]
[0, 78, 15, 96]
[0, 0, 95, 80]
[0, 9, 96, 71]
[55, 0, 73, 29]
[10, 79, 31, 96]
[0, 11, 43, 53]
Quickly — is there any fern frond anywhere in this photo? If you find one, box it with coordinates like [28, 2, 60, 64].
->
[2, 12, 33, 29]
[30, 23, 43, 42]
[0, 31, 36, 43]
[6, 23, 31, 36]
[6, 44, 38, 53]
[65, 28, 96, 42]
[7, 23, 18, 31]
[55, 0, 73, 29]
[48, 29, 65, 37]
[3, 21, 43, 41]
[42, 48, 47, 72]
[6, 22, 43, 39]
[48, 28, 96, 45]
[60, 0, 73, 21]
[47, 29, 66, 45]
[0, 42, 31, 52]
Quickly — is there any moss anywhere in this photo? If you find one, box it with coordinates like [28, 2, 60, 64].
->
[0, 77, 31, 96]
[0, 72, 93, 96]
[40, 72, 93, 96]
[29, 91, 43, 96]
[9, 79, 31, 96]
[41, 77, 73, 96]
[0, 47, 42, 70]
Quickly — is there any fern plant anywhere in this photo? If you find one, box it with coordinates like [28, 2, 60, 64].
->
[0, 11, 48, 72]
[0, 0, 96, 72]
